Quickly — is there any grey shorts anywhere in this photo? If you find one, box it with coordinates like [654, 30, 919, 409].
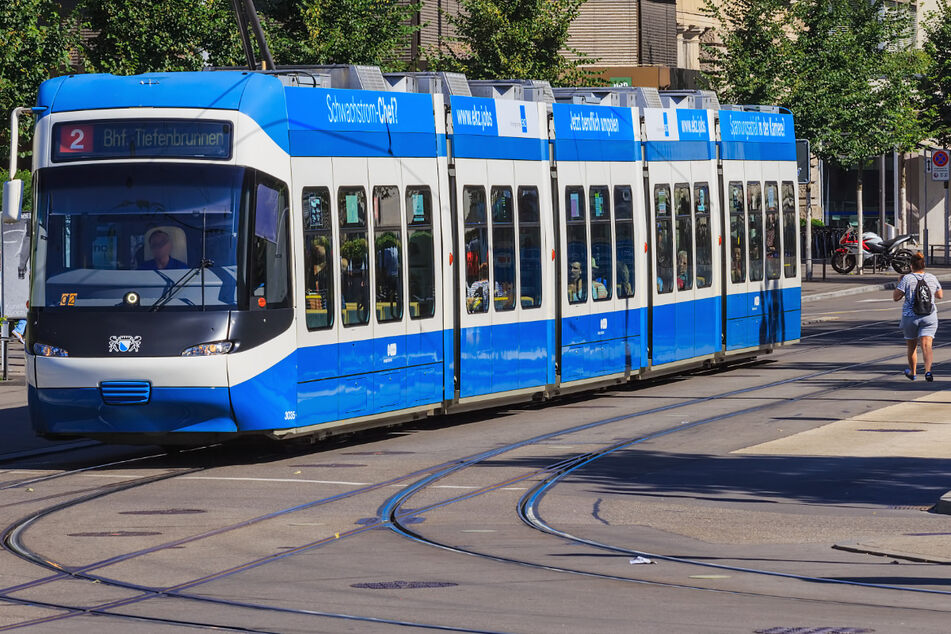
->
[900, 313, 938, 340]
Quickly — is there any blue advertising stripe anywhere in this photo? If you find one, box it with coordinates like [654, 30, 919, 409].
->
[719, 110, 794, 143]
[289, 130, 439, 158]
[674, 110, 711, 141]
[645, 140, 715, 162]
[452, 134, 550, 161]
[552, 103, 636, 142]
[720, 141, 796, 162]
[437, 133, 448, 157]
[554, 139, 640, 163]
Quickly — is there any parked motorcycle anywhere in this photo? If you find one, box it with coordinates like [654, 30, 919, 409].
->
[831, 227, 915, 274]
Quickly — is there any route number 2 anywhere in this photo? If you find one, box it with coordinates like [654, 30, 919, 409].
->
[59, 125, 92, 153]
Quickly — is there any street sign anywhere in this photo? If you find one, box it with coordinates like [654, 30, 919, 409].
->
[796, 139, 810, 184]
[933, 149, 949, 181]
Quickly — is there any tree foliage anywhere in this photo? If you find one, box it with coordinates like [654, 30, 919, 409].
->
[786, 0, 923, 169]
[703, 0, 926, 170]
[428, 0, 594, 86]
[301, 0, 421, 70]
[0, 0, 75, 167]
[700, 0, 790, 105]
[922, 0, 951, 147]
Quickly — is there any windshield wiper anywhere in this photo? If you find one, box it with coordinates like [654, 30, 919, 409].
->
[149, 259, 214, 311]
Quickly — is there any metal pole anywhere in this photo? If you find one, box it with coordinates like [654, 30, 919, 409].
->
[945, 179, 950, 266]
[879, 154, 886, 236]
[893, 150, 900, 233]
[805, 178, 812, 280]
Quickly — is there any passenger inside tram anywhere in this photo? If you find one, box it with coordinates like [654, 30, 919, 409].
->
[567, 260, 586, 302]
[617, 263, 633, 297]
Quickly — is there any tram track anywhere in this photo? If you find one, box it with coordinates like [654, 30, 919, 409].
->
[2, 323, 944, 630]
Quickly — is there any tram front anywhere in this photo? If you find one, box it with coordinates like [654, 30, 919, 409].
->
[19, 73, 295, 443]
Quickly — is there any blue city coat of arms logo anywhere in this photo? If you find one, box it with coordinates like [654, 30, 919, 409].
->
[108, 336, 142, 353]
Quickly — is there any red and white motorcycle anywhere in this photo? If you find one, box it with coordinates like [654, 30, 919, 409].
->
[830, 227, 915, 275]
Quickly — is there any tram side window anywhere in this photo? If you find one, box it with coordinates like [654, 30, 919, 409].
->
[302, 187, 333, 329]
[565, 186, 588, 304]
[464, 186, 489, 314]
[674, 183, 693, 291]
[492, 186, 516, 312]
[518, 186, 542, 309]
[764, 181, 781, 280]
[614, 185, 635, 298]
[373, 186, 403, 323]
[590, 186, 612, 301]
[406, 186, 435, 319]
[654, 184, 673, 294]
[747, 181, 764, 282]
[338, 187, 370, 326]
[694, 182, 712, 289]
[250, 175, 291, 310]
[782, 181, 798, 278]
[729, 182, 746, 283]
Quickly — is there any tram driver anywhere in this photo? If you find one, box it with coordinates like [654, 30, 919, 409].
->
[143, 230, 187, 270]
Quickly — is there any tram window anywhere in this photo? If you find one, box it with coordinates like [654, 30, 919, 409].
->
[302, 187, 333, 330]
[590, 186, 612, 301]
[463, 186, 489, 313]
[654, 184, 673, 294]
[764, 181, 781, 280]
[406, 186, 435, 319]
[674, 183, 693, 291]
[565, 186, 587, 304]
[747, 181, 764, 282]
[250, 175, 291, 310]
[492, 187, 516, 312]
[373, 186, 403, 323]
[614, 185, 635, 298]
[782, 181, 798, 278]
[518, 186, 542, 309]
[694, 182, 712, 289]
[729, 181, 746, 283]
[338, 186, 369, 326]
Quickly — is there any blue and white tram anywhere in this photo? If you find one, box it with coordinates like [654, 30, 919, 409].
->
[9, 67, 800, 444]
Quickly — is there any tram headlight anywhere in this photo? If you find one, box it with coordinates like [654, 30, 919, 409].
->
[33, 343, 69, 357]
[181, 341, 234, 356]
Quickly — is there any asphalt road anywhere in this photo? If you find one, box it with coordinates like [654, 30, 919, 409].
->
[2, 289, 951, 633]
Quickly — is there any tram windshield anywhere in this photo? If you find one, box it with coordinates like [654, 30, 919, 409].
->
[32, 163, 287, 311]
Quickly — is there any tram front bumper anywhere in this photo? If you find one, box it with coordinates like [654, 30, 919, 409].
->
[28, 355, 237, 437]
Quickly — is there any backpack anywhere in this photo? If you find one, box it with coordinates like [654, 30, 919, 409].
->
[911, 274, 934, 316]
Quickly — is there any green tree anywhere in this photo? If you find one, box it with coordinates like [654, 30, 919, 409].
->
[301, 0, 422, 71]
[428, 0, 594, 86]
[78, 0, 215, 74]
[700, 0, 791, 105]
[922, 0, 951, 147]
[0, 0, 75, 168]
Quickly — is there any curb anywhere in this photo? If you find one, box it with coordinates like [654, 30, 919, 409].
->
[802, 281, 897, 303]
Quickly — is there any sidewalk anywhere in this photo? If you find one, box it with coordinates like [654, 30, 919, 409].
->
[802, 263, 951, 302]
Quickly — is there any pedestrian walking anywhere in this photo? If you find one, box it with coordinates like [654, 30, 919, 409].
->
[894, 252, 943, 381]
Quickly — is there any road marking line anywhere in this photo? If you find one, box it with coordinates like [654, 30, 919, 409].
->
[182, 476, 372, 486]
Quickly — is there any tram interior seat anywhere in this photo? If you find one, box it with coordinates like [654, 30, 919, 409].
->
[144, 226, 188, 264]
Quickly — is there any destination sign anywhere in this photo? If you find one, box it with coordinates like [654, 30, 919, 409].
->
[52, 119, 232, 162]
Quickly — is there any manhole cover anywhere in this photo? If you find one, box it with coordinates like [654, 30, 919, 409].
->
[119, 509, 206, 515]
[350, 580, 457, 590]
[68, 531, 162, 537]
